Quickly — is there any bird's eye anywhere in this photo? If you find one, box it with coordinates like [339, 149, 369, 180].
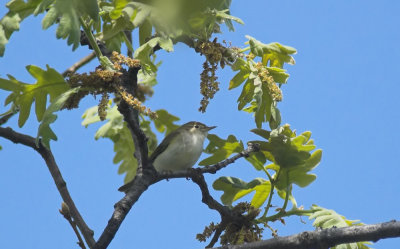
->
[194, 125, 199, 128]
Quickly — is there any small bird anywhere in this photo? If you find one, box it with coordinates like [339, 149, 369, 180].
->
[118, 121, 216, 192]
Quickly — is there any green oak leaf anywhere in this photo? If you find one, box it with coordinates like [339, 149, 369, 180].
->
[254, 82, 273, 128]
[82, 103, 137, 182]
[215, 9, 244, 28]
[213, 176, 271, 208]
[199, 134, 244, 166]
[109, 0, 130, 20]
[237, 78, 255, 110]
[0, 0, 44, 56]
[229, 70, 250, 90]
[231, 57, 249, 71]
[114, 123, 137, 183]
[269, 149, 322, 189]
[309, 205, 372, 249]
[265, 126, 318, 168]
[250, 125, 322, 189]
[250, 128, 270, 140]
[134, 37, 173, 73]
[246, 35, 297, 68]
[139, 20, 152, 45]
[0, 65, 69, 127]
[267, 67, 289, 84]
[153, 109, 180, 135]
[245, 151, 266, 171]
[37, 87, 80, 148]
[42, 0, 99, 50]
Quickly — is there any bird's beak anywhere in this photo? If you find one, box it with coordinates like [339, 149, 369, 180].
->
[205, 125, 217, 131]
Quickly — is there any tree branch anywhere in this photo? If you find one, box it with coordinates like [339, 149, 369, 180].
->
[94, 173, 156, 249]
[62, 52, 96, 77]
[0, 127, 96, 248]
[94, 66, 152, 249]
[212, 220, 400, 249]
[117, 67, 149, 173]
[199, 143, 260, 174]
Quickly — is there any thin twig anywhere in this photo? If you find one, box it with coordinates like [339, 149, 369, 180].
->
[0, 112, 16, 126]
[198, 143, 260, 174]
[206, 223, 226, 248]
[191, 173, 233, 219]
[212, 220, 400, 249]
[0, 127, 95, 248]
[59, 202, 86, 249]
[62, 52, 96, 77]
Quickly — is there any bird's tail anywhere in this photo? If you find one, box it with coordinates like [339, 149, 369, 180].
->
[118, 180, 134, 193]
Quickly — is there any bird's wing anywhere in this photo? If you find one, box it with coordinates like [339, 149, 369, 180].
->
[149, 129, 181, 162]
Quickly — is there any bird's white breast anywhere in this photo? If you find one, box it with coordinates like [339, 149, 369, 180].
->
[153, 131, 205, 172]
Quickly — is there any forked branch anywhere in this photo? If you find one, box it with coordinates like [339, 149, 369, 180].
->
[0, 127, 96, 248]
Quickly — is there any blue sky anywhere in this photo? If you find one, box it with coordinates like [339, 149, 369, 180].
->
[1, 1, 400, 249]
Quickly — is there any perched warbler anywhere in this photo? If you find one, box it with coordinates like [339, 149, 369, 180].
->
[118, 121, 216, 192]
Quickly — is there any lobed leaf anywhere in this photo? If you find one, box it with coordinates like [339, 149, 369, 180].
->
[250, 128, 270, 140]
[0, 0, 44, 56]
[153, 109, 180, 135]
[246, 35, 297, 68]
[308, 205, 372, 249]
[82, 103, 136, 182]
[213, 176, 271, 208]
[37, 87, 80, 148]
[42, 0, 99, 50]
[252, 125, 322, 189]
[134, 37, 173, 73]
[199, 134, 244, 166]
[267, 67, 290, 84]
[245, 151, 266, 171]
[0, 65, 69, 127]
[229, 70, 249, 90]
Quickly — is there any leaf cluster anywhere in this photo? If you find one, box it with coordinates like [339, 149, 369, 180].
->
[309, 205, 372, 249]
[229, 36, 297, 129]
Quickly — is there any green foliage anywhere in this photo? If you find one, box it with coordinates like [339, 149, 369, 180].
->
[82, 103, 137, 183]
[253, 125, 322, 190]
[42, 0, 99, 50]
[211, 125, 321, 227]
[228, 36, 296, 129]
[213, 177, 271, 208]
[152, 109, 180, 135]
[0, 65, 69, 127]
[199, 134, 244, 165]
[134, 37, 173, 72]
[309, 205, 372, 249]
[0, 0, 43, 56]
[246, 35, 296, 68]
[37, 87, 80, 148]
